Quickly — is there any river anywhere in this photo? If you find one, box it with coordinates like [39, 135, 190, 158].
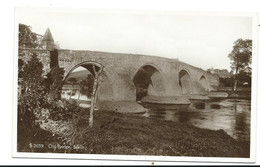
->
[141, 99, 251, 141]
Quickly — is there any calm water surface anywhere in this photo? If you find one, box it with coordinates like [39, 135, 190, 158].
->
[141, 99, 251, 141]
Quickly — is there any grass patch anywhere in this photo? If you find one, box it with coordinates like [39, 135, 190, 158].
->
[18, 108, 250, 157]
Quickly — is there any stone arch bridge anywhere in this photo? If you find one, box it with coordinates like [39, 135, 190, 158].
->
[19, 48, 219, 106]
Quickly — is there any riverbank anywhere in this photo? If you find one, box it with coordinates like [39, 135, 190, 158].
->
[21, 109, 250, 157]
[215, 87, 251, 100]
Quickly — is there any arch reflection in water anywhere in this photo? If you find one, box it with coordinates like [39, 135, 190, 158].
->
[210, 104, 221, 109]
[192, 102, 206, 109]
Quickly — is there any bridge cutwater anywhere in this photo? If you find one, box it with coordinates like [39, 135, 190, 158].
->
[18, 28, 220, 113]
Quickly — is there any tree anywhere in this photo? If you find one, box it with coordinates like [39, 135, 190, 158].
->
[67, 77, 78, 85]
[18, 58, 25, 78]
[79, 74, 94, 98]
[77, 74, 94, 104]
[219, 76, 235, 88]
[17, 24, 55, 151]
[18, 24, 47, 129]
[22, 53, 44, 92]
[19, 53, 47, 112]
[44, 66, 65, 101]
[228, 38, 252, 91]
[18, 53, 47, 137]
[88, 65, 106, 128]
[19, 23, 42, 49]
[236, 71, 251, 87]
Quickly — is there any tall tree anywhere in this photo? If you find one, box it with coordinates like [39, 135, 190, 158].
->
[88, 65, 106, 128]
[18, 53, 47, 128]
[228, 38, 252, 91]
[18, 25, 49, 147]
[45, 66, 65, 101]
[22, 53, 44, 92]
[19, 23, 42, 49]
[17, 52, 52, 152]
[18, 58, 25, 79]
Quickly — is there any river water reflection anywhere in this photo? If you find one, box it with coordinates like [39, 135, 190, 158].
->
[141, 99, 251, 141]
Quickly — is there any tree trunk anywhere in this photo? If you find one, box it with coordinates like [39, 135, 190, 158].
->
[88, 65, 104, 128]
[77, 89, 80, 104]
[94, 84, 100, 109]
[233, 69, 238, 92]
[233, 79, 238, 91]
[69, 91, 72, 101]
[89, 77, 98, 128]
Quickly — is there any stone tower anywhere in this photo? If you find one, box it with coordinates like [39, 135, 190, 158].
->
[41, 28, 59, 69]
[41, 28, 55, 50]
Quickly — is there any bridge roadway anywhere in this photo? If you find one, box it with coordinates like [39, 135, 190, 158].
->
[19, 48, 220, 113]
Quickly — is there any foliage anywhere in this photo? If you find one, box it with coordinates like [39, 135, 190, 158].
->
[19, 53, 46, 104]
[17, 24, 66, 152]
[219, 73, 251, 88]
[19, 23, 42, 49]
[219, 77, 235, 88]
[18, 25, 47, 146]
[79, 74, 94, 98]
[18, 58, 25, 78]
[228, 38, 252, 91]
[18, 53, 46, 107]
[17, 53, 50, 151]
[67, 77, 78, 85]
[236, 71, 251, 87]
[228, 38, 252, 74]
[48, 100, 81, 121]
[22, 54, 44, 84]
[44, 66, 65, 101]
[206, 68, 212, 73]
[17, 53, 68, 152]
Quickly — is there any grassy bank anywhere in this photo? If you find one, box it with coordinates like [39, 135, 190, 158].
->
[215, 87, 251, 100]
[19, 109, 250, 158]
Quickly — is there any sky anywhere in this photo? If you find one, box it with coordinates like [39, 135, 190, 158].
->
[15, 7, 253, 71]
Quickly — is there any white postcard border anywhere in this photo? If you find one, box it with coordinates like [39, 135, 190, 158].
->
[12, 8, 259, 163]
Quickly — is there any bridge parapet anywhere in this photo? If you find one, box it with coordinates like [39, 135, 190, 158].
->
[18, 48, 219, 104]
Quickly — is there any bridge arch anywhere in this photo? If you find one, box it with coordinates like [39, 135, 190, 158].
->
[63, 61, 114, 102]
[199, 75, 209, 92]
[178, 69, 193, 95]
[133, 64, 166, 101]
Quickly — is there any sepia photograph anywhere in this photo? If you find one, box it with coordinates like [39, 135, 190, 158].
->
[13, 7, 258, 162]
